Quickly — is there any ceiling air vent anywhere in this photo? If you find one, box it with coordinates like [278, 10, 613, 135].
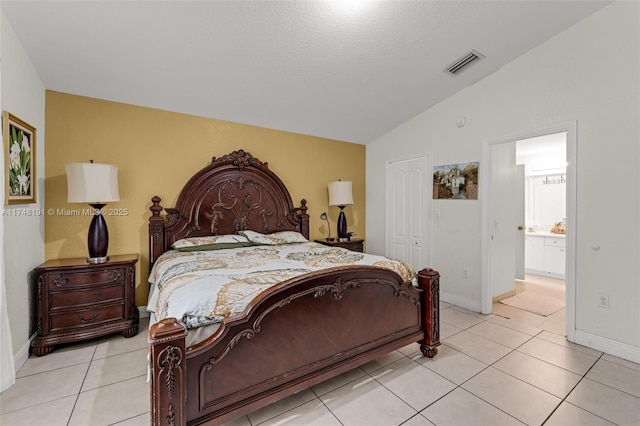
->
[445, 50, 485, 75]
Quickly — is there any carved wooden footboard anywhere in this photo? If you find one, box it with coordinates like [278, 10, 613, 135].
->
[150, 267, 439, 426]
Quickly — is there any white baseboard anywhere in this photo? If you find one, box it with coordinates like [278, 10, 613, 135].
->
[441, 291, 483, 313]
[573, 330, 640, 364]
[492, 289, 516, 304]
[524, 269, 565, 280]
[138, 306, 150, 319]
[13, 333, 36, 374]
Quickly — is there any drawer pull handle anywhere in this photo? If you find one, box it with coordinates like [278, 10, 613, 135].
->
[79, 312, 99, 323]
[52, 276, 69, 287]
[93, 291, 102, 297]
[107, 271, 123, 281]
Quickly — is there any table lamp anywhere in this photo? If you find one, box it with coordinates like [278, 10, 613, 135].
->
[320, 212, 334, 241]
[328, 180, 353, 240]
[66, 162, 120, 264]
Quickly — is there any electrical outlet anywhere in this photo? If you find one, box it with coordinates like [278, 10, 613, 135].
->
[598, 293, 609, 309]
[463, 269, 469, 279]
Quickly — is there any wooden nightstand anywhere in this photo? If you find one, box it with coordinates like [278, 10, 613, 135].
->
[32, 254, 139, 356]
[314, 238, 364, 252]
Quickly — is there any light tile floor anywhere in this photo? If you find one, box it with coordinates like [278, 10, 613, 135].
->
[1, 302, 639, 426]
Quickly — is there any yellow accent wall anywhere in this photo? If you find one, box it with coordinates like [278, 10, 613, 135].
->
[45, 91, 365, 306]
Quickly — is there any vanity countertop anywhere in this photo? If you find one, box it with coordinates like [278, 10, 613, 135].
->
[525, 230, 566, 238]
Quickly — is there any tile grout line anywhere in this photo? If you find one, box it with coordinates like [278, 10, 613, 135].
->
[448, 313, 622, 426]
[12, 309, 638, 425]
[426, 318, 538, 425]
[366, 324, 531, 425]
[13, 310, 628, 425]
[366, 353, 454, 423]
[308, 384, 345, 426]
[429, 309, 584, 424]
[68, 337, 151, 425]
[540, 352, 605, 425]
[66, 343, 99, 426]
[223, 309, 569, 425]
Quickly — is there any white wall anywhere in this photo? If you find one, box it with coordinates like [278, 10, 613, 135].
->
[0, 11, 46, 368]
[367, 2, 639, 357]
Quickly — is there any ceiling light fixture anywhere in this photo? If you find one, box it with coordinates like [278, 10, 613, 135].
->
[332, 0, 367, 14]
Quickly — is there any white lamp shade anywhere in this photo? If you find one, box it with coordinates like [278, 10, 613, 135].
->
[328, 180, 353, 206]
[66, 163, 120, 203]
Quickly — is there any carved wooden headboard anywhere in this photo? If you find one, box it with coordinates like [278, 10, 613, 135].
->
[148, 150, 309, 267]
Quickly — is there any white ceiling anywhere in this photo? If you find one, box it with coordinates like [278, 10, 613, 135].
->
[2, 1, 610, 144]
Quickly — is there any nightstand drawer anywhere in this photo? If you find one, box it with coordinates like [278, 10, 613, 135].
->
[314, 238, 364, 252]
[47, 267, 125, 290]
[50, 303, 125, 331]
[50, 285, 125, 309]
[346, 240, 364, 252]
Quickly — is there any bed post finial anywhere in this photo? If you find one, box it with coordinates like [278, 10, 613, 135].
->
[417, 268, 441, 358]
[149, 197, 165, 268]
[151, 196, 163, 216]
[296, 199, 310, 239]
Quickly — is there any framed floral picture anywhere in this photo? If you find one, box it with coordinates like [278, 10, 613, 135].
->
[3, 111, 36, 204]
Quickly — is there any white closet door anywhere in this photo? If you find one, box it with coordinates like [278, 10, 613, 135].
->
[386, 156, 431, 271]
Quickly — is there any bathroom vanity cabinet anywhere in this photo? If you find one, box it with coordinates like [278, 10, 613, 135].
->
[525, 234, 565, 279]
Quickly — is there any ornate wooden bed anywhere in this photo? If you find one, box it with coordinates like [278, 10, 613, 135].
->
[147, 149, 440, 426]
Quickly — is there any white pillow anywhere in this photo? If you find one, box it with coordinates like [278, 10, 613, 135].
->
[239, 230, 308, 245]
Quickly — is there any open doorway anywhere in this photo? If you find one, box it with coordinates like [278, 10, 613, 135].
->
[481, 123, 577, 342]
[499, 133, 567, 334]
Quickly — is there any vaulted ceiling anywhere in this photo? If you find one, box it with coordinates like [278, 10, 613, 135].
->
[2, 1, 610, 143]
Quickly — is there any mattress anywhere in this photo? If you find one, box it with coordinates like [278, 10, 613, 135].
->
[147, 238, 416, 347]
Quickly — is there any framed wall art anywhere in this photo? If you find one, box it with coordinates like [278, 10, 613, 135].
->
[433, 161, 479, 200]
[3, 111, 36, 205]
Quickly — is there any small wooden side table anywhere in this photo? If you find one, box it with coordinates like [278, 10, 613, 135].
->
[32, 253, 139, 356]
[314, 238, 364, 253]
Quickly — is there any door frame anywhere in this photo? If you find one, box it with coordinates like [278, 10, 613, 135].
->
[481, 122, 577, 342]
[515, 164, 526, 280]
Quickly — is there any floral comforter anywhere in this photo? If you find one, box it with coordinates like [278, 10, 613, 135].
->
[147, 242, 416, 330]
